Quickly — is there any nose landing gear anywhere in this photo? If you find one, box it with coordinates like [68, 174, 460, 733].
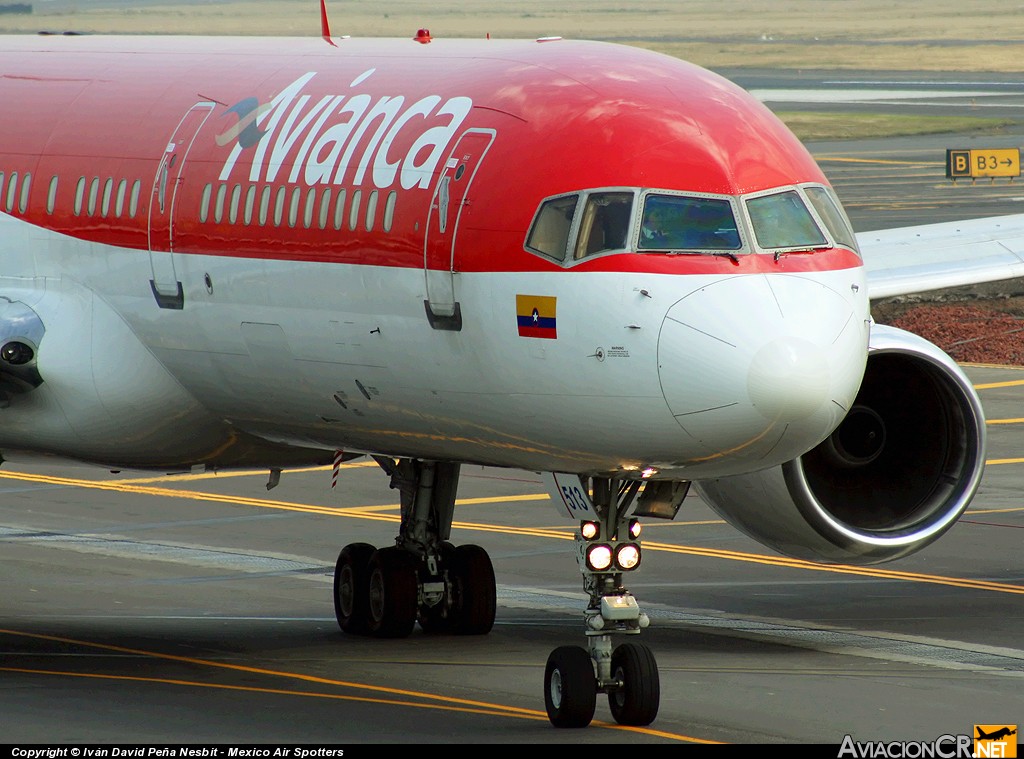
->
[543, 476, 686, 728]
[542, 556, 660, 728]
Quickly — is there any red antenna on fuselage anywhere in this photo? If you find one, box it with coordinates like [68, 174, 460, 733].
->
[320, 0, 337, 46]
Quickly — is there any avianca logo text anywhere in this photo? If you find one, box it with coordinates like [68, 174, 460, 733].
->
[217, 69, 473, 191]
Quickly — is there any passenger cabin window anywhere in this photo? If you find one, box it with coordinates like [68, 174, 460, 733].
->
[383, 191, 397, 233]
[87, 177, 99, 216]
[303, 188, 315, 229]
[73, 177, 85, 216]
[6, 172, 18, 212]
[101, 178, 112, 217]
[348, 190, 361, 232]
[259, 186, 272, 225]
[526, 194, 578, 261]
[214, 184, 227, 224]
[746, 190, 827, 250]
[333, 189, 347, 231]
[129, 180, 141, 218]
[19, 173, 31, 214]
[47, 176, 58, 214]
[288, 187, 300, 228]
[274, 186, 286, 226]
[244, 185, 256, 225]
[229, 184, 241, 224]
[639, 195, 740, 251]
[318, 188, 332, 230]
[115, 179, 127, 217]
[199, 184, 212, 223]
[365, 190, 378, 231]
[574, 192, 633, 259]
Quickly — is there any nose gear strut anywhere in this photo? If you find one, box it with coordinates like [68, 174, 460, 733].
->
[544, 476, 682, 728]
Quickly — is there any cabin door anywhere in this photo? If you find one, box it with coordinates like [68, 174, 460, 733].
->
[423, 128, 496, 329]
[148, 101, 216, 309]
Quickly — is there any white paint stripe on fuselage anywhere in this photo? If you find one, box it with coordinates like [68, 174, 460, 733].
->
[0, 213, 867, 478]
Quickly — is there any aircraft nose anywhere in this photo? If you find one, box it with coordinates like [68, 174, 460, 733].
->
[747, 335, 830, 422]
[657, 273, 867, 468]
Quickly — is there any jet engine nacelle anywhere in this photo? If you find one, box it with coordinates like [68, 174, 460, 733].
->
[696, 323, 986, 565]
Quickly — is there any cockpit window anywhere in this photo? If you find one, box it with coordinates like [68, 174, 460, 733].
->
[745, 190, 827, 250]
[573, 192, 633, 259]
[803, 185, 858, 252]
[638, 194, 741, 251]
[526, 194, 579, 261]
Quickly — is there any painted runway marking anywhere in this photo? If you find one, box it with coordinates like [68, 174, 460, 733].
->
[0, 667, 555, 721]
[814, 156, 938, 166]
[975, 379, 1024, 390]
[647, 543, 1024, 594]
[752, 88, 1011, 104]
[965, 362, 1024, 370]
[0, 628, 717, 743]
[2, 470, 1021, 594]
[104, 460, 377, 485]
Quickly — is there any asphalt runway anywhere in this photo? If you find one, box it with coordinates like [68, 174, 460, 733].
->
[2, 71, 1024, 746]
[815, 132, 1024, 232]
[734, 67, 1024, 231]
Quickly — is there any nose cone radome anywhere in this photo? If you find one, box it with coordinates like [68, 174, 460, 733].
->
[747, 336, 831, 421]
[658, 273, 867, 469]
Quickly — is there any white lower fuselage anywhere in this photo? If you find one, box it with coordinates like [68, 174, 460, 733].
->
[0, 212, 870, 479]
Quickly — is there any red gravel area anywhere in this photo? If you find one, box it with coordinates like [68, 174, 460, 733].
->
[879, 302, 1024, 365]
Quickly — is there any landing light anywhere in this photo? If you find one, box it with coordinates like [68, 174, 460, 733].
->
[586, 544, 613, 571]
[585, 542, 643, 572]
[615, 543, 641, 570]
[580, 521, 600, 541]
[628, 518, 642, 539]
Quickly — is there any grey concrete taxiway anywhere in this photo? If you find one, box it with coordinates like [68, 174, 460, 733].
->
[2, 72, 1024, 745]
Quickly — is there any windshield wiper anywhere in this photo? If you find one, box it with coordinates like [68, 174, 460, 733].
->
[773, 245, 833, 262]
[653, 250, 740, 264]
[710, 251, 740, 265]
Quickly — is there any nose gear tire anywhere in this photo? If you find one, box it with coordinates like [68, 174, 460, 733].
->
[544, 645, 597, 728]
[608, 642, 660, 726]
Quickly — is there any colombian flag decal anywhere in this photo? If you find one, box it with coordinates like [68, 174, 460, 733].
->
[516, 294, 557, 339]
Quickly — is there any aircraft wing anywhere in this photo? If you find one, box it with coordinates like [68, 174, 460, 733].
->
[858, 213, 1024, 300]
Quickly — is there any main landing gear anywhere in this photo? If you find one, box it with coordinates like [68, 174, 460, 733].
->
[543, 476, 686, 728]
[333, 458, 496, 640]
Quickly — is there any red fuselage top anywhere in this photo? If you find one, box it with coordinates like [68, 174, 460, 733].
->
[0, 35, 846, 275]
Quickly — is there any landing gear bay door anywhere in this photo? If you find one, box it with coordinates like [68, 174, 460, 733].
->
[544, 472, 597, 520]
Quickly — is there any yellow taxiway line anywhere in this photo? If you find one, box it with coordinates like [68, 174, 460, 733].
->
[0, 628, 717, 743]
[1, 468, 1021, 595]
